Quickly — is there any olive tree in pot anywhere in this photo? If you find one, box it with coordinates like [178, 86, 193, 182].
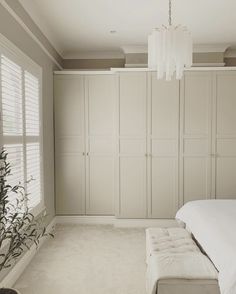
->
[0, 150, 53, 294]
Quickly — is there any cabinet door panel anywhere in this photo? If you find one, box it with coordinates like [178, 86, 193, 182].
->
[184, 158, 210, 202]
[118, 72, 147, 218]
[151, 158, 177, 218]
[151, 78, 179, 138]
[119, 157, 146, 218]
[86, 75, 116, 215]
[215, 73, 236, 199]
[88, 75, 115, 136]
[184, 75, 211, 135]
[216, 75, 236, 135]
[119, 73, 146, 136]
[56, 155, 85, 215]
[216, 158, 236, 198]
[54, 76, 84, 137]
[149, 75, 179, 218]
[54, 76, 85, 215]
[180, 73, 212, 204]
[87, 157, 114, 214]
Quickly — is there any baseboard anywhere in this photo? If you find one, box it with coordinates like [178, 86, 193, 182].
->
[56, 215, 115, 225]
[56, 215, 178, 228]
[0, 217, 56, 288]
[114, 218, 178, 228]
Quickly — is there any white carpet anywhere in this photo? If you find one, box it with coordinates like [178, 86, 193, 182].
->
[15, 224, 146, 294]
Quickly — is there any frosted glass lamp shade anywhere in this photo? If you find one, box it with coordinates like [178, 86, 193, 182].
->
[148, 26, 192, 80]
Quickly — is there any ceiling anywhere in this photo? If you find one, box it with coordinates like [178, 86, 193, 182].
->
[19, 0, 236, 59]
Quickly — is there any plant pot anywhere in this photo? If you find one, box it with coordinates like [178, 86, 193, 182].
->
[0, 289, 20, 294]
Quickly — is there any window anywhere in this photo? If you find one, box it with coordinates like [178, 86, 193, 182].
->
[0, 35, 43, 215]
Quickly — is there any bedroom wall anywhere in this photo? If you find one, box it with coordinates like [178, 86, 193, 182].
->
[62, 53, 236, 69]
[62, 58, 125, 69]
[0, 1, 62, 224]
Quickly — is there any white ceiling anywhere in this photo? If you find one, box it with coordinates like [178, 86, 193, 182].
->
[19, 0, 236, 59]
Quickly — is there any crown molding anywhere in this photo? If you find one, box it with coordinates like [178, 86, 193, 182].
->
[0, 0, 63, 69]
[63, 51, 124, 60]
[121, 44, 231, 55]
[18, 0, 63, 56]
[121, 45, 148, 54]
[193, 44, 230, 53]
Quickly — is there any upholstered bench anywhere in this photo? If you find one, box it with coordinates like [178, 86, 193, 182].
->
[146, 228, 220, 294]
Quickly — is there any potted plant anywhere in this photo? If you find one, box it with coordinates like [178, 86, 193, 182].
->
[0, 149, 53, 294]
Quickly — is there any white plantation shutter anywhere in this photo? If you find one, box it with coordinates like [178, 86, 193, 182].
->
[0, 40, 43, 215]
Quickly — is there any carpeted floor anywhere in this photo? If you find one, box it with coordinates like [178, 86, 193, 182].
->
[15, 224, 146, 294]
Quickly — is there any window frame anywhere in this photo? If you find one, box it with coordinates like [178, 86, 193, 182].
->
[0, 33, 44, 216]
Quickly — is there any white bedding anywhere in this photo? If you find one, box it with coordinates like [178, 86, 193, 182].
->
[176, 200, 236, 294]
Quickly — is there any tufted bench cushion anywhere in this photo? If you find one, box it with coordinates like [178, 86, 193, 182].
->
[146, 227, 196, 263]
[146, 227, 220, 294]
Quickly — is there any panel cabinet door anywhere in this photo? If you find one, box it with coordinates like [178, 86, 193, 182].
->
[214, 72, 236, 199]
[117, 72, 147, 218]
[180, 72, 212, 205]
[149, 73, 179, 218]
[54, 75, 85, 214]
[85, 75, 116, 215]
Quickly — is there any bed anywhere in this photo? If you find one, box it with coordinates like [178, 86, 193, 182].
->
[176, 200, 236, 294]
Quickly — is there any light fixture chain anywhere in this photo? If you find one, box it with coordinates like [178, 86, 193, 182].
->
[169, 0, 172, 26]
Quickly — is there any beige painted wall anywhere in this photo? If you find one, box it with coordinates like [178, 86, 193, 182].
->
[62, 52, 236, 70]
[193, 52, 224, 64]
[0, 2, 57, 224]
[63, 58, 125, 69]
[124, 52, 225, 67]
[125, 53, 147, 66]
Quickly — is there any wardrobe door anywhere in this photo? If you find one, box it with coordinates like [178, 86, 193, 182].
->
[180, 72, 212, 205]
[149, 73, 179, 218]
[117, 72, 147, 218]
[54, 75, 86, 215]
[85, 75, 116, 215]
[214, 72, 236, 199]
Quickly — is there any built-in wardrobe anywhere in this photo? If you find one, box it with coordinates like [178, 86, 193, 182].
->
[54, 69, 236, 218]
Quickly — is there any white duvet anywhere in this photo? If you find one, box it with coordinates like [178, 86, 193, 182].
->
[176, 200, 236, 294]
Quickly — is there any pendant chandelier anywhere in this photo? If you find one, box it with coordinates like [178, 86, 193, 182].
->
[148, 0, 192, 80]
